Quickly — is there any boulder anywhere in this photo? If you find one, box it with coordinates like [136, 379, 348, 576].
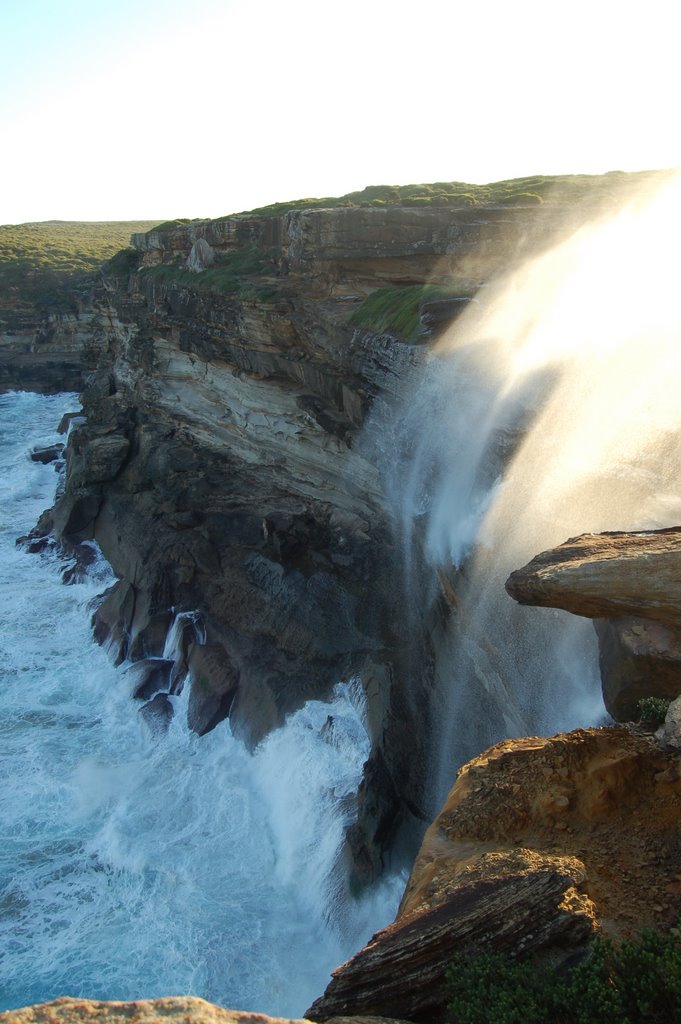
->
[29, 443, 64, 464]
[186, 238, 215, 272]
[595, 617, 681, 720]
[656, 695, 681, 751]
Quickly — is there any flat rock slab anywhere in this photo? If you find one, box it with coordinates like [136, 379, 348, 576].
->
[505, 527, 681, 630]
[0, 1001, 411, 1024]
[0, 997, 308, 1024]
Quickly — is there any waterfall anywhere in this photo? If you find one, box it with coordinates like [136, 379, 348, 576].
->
[0, 392, 402, 1016]
[381, 174, 681, 802]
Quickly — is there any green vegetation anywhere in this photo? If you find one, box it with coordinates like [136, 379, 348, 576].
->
[235, 169, 673, 219]
[0, 220, 158, 325]
[349, 283, 475, 342]
[446, 929, 681, 1024]
[637, 696, 672, 728]
[137, 243, 279, 301]
[147, 218, 201, 233]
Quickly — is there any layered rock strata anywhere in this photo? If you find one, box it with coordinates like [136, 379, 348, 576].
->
[24, 202, 569, 880]
[0, 306, 110, 394]
[19, 199, 607, 880]
[506, 528, 681, 719]
[308, 726, 681, 1022]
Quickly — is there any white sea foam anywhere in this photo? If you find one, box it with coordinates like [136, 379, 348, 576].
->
[0, 392, 402, 1015]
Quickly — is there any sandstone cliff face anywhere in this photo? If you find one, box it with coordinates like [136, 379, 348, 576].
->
[308, 726, 681, 1022]
[506, 529, 681, 720]
[0, 306, 105, 394]
[17, 200, 599, 882]
[26, 202, 560, 881]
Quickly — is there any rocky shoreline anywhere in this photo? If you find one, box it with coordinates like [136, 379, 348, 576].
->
[2, 187, 680, 1020]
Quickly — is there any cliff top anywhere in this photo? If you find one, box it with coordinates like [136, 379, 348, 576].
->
[0, 220, 159, 325]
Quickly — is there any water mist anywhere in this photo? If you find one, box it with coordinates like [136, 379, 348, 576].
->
[383, 175, 681, 802]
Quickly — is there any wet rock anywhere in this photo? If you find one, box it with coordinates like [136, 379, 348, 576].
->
[187, 642, 239, 736]
[57, 411, 84, 435]
[29, 443, 64, 464]
[127, 611, 173, 661]
[139, 693, 174, 735]
[91, 580, 136, 663]
[126, 658, 174, 700]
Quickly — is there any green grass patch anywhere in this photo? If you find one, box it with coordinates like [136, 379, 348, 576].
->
[233, 170, 672, 219]
[447, 928, 681, 1024]
[137, 243, 279, 301]
[349, 283, 475, 341]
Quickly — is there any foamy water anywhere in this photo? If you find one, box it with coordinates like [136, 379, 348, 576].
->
[0, 391, 402, 1015]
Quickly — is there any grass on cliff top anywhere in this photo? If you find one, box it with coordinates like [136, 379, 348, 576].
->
[136, 243, 280, 301]
[350, 283, 476, 342]
[0, 220, 159, 323]
[233, 169, 673, 219]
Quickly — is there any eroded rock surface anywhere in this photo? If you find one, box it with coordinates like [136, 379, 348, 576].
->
[18, 201, 616, 879]
[31, 202, 565, 880]
[505, 528, 681, 629]
[0, 997, 412, 1024]
[0, 997, 308, 1024]
[308, 727, 681, 1022]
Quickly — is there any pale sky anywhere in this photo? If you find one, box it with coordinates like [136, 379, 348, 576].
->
[1, 0, 679, 224]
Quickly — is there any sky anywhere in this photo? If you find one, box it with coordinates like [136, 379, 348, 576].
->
[1, 0, 680, 224]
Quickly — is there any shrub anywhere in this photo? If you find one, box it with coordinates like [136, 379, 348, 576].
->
[446, 928, 681, 1024]
[637, 696, 672, 728]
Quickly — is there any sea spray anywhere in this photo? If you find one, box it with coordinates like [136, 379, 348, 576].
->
[380, 175, 681, 801]
[0, 392, 402, 1015]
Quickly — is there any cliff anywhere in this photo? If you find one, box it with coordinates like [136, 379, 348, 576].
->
[3, 176, 680, 1022]
[10, 179, 670, 883]
[22, 197, 591, 883]
[0, 220, 158, 393]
